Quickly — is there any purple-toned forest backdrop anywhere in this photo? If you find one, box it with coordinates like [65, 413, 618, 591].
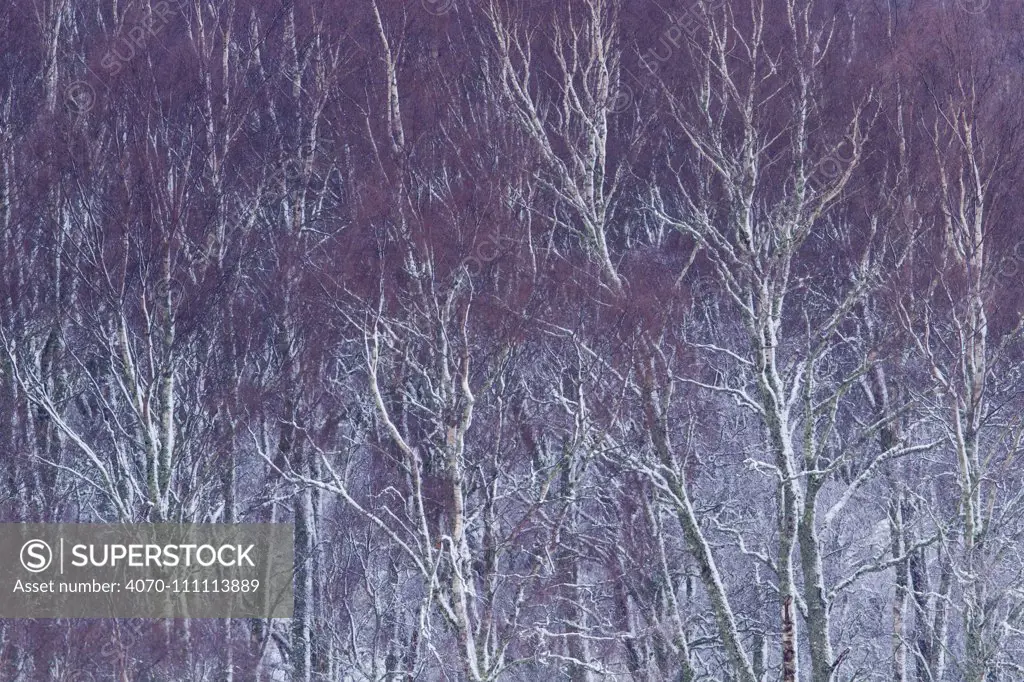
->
[1, 0, 1023, 679]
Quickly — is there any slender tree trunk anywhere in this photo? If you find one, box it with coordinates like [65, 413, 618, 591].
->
[930, 555, 952, 681]
[642, 374, 757, 682]
[758, 355, 801, 682]
[890, 495, 908, 682]
[800, 474, 835, 681]
[908, 545, 932, 682]
[559, 459, 592, 682]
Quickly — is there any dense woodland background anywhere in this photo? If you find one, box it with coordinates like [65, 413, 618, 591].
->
[1, 0, 1023, 679]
